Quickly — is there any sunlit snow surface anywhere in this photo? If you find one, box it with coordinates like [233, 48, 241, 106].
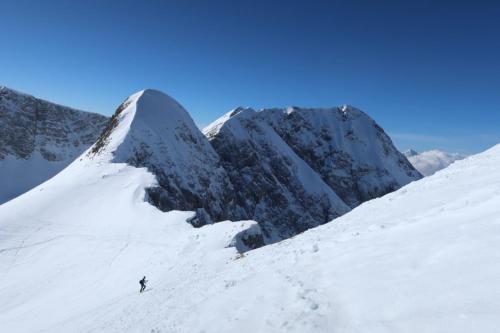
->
[1, 142, 500, 332]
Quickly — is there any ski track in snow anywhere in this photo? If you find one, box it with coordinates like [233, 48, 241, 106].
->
[0, 236, 64, 254]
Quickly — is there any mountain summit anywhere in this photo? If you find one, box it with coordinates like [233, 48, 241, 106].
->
[87, 89, 238, 226]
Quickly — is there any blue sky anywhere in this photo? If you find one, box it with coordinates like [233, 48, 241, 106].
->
[1, 0, 499, 153]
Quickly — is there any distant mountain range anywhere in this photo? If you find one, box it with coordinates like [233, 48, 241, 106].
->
[403, 149, 467, 176]
[0, 86, 421, 243]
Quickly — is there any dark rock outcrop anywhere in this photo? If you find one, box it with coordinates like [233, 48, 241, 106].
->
[0, 86, 108, 204]
[204, 107, 349, 241]
[259, 105, 422, 207]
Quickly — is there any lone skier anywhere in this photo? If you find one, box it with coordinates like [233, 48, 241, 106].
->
[139, 276, 147, 293]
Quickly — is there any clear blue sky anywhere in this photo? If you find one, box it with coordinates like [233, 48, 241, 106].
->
[1, 0, 499, 153]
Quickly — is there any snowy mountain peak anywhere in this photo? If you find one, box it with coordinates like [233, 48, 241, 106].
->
[89, 89, 195, 158]
[229, 106, 253, 118]
[227, 107, 255, 120]
[135, 89, 192, 120]
[87, 89, 238, 226]
[203, 107, 256, 139]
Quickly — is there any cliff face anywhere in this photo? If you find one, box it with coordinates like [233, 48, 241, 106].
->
[203, 106, 421, 241]
[0, 86, 108, 204]
[204, 107, 349, 241]
[260, 105, 422, 207]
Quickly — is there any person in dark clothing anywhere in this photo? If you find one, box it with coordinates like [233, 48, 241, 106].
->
[139, 276, 147, 293]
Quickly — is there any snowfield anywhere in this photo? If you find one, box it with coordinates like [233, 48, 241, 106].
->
[1, 101, 499, 331]
[0, 157, 254, 332]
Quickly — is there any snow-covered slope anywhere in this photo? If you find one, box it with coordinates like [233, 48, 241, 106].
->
[0, 86, 108, 204]
[192, 143, 499, 333]
[261, 105, 421, 207]
[87, 89, 238, 226]
[204, 107, 349, 241]
[0, 142, 256, 332]
[1, 118, 499, 333]
[404, 149, 467, 176]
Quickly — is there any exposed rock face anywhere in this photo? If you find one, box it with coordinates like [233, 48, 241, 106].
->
[260, 106, 422, 207]
[0, 86, 108, 204]
[0, 86, 108, 161]
[204, 107, 349, 241]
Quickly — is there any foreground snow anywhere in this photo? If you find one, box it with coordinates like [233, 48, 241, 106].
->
[1, 142, 500, 332]
[0, 157, 253, 332]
